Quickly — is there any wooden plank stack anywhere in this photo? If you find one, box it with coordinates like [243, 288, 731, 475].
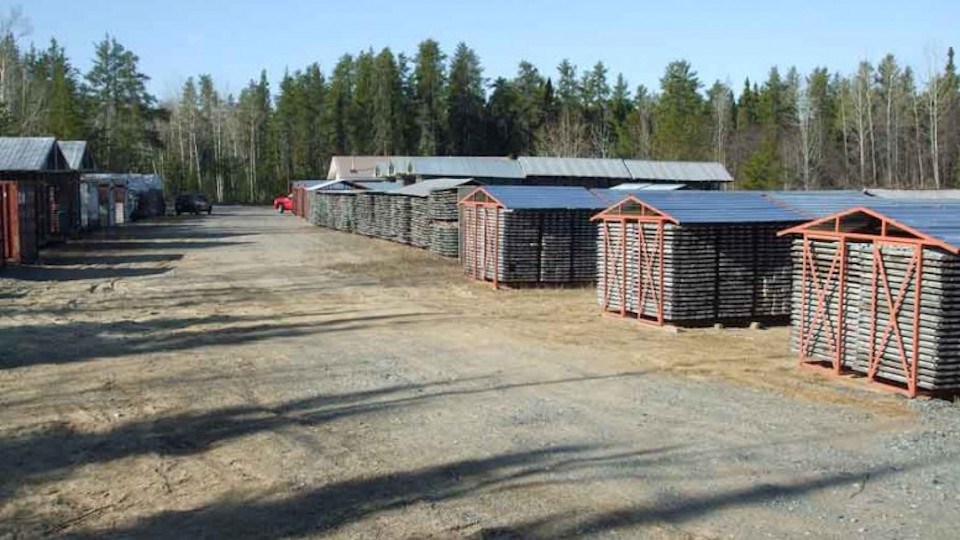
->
[426, 188, 463, 257]
[461, 208, 600, 284]
[789, 239, 960, 391]
[598, 223, 794, 323]
[410, 197, 430, 248]
[429, 221, 460, 257]
[387, 195, 412, 244]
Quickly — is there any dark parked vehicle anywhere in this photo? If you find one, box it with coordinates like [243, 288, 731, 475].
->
[175, 193, 212, 215]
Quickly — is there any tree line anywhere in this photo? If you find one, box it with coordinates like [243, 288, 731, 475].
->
[1, 8, 958, 202]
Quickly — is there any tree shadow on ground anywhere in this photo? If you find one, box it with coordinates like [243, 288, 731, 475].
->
[0, 311, 448, 369]
[38, 254, 185, 266]
[478, 459, 934, 539]
[1, 265, 175, 282]
[59, 446, 936, 539]
[0, 372, 651, 509]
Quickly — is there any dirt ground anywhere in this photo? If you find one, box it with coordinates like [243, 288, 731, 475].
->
[1, 206, 959, 539]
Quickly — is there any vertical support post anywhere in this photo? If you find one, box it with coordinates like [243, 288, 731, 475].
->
[602, 220, 610, 312]
[620, 217, 627, 317]
[867, 242, 879, 377]
[636, 220, 643, 322]
[910, 247, 923, 397]
[657, 220, 665, 325]
[798, 235, 809, 364]
[472, 205, 479, 281]
[493, 207, 500, 289]
[835, 238, 847, 374]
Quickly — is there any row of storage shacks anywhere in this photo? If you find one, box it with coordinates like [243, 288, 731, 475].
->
[301, 179, 960, 397]
[457, 187, 960, 396]
[307, 178, 478, 256]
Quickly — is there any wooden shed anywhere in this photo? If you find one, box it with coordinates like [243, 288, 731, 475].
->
[1, 137, 77, 266]
[458, 186, 611, 287]
[779, 203, 960, 397]
[593, 192, 804, 326]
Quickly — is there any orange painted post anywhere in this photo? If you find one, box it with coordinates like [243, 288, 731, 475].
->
[834, 238, 847, 374]
[493, 207, 499, 289]
[603, 219, 610, 313]
[867, 243, 879, 379]
[911, 248, 922, 397]
[620, 222, 627, 317]
[473, 205, 479, 281]
[656, 220, 665, 325]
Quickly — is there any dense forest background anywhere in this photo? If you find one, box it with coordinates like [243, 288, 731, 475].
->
[1, 9, 958, 203]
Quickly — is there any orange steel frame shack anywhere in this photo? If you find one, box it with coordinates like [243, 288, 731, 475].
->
[778, 206, 960, 398]
[590, 195, 673, 326]
[457, 187, 503, 288]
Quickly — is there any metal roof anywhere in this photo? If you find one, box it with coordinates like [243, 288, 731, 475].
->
[610, 182, 687, 191]
[762, 191, 876, 219]
[517, 157, 632, 179]
[327, 156, 408, 179]
[862, 203, 960, 249]
[375, 157, 415, 177]
[0, 137, 69, 171]
[866, 188, 960, 201]
[353, 181, 402, 192]
[304, 179, 370, 192]
[610, 191, 804, 224]
[292, 180, 325, 189]
[391, 178, 479, 197]
[57, 140, 94, 171]
[623, 160, 733, 182]
[407, 157, 523, 179]
[476, 186, 611, 210]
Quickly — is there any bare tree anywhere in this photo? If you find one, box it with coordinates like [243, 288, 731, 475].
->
[535, 108, 589, 157]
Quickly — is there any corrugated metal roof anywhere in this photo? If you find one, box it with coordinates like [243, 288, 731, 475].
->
[376, 157, 415, 177]
[57, 140, 94, 171]
[866, 188, 960, 200]
[292, 180, 325, 189]
[391, 178, 479, 197]
[353, 181, 402, 192]
[479, 186, 610, 210]
[304, 179, 369, 192]
[0, 137, 67, 171]
[517, 157, 632, 179]
[860, 203, 960, 249]
[616, 192, 803, 224]
[762, 191, 876, 219]
[328, 156, 410, 179]
[623, 160, 733, 182]
[409, 157, 523, 179]
[610, 182, 687, 191]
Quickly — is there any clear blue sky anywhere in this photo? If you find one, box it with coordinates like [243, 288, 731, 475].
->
[15, 0, 960, 100]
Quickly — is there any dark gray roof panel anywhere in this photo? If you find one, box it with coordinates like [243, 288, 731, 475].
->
[517, 157, 632, 179]
[392, 178, 479, 197]
[623, 160, 733, 182]
[623, 191, 804, 224]
[610, 182, 687, 191]
[0, 137, 68, 171]
[762, 191, 876, 219]
[409, 157, 523, 179]
[483, 186, 610, 210]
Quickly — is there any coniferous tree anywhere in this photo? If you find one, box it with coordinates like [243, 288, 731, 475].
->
[446, 42, 486, 155]
[653, 60, 709, 160]
[413, 39, 446, 155]
[325, 55, 353, 156]
[350, 49, 376, 154]
[372, 47, 405, 154]
[83, 35, 159, 171]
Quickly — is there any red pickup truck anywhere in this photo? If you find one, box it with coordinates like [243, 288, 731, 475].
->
[273, 194, 293, 213]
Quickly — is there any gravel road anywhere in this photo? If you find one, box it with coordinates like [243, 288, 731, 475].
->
[1, 206, 958, 539]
